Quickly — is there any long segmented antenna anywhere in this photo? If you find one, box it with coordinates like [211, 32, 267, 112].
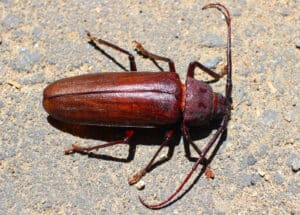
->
[139, 3, 232, 209]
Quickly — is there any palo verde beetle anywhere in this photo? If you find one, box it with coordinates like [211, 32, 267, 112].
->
[43, 3, 232, 209]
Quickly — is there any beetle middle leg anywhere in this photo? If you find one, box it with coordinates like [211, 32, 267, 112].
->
[64, 130, 134, 154]
[86, 31, 137, 71]
[133, 41, 176, 73]
[128, 129, 174, 185]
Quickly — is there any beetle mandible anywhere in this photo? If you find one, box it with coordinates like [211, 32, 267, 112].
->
[43, 3, 232, 209]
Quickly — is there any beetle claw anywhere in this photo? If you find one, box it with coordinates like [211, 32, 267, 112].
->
[64, 144, 84, 154]
[128, 169, 146, 185]
[64, 148, 74, 155]
[204, 165, 215, 179]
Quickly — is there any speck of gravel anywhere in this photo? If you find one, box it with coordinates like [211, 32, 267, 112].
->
[203, 56, 223, 69]
[245, 28, 255, 37]
[247, 154, 257, 166]
[11, 49, 43, 71]
[296, 39, 300, 48]
[256, 65, 265, 73]
[256, 144, 269, 157]
[273, 172, 284, 185]
[278, 8, 291, 16]
[288, 179, 300, 195]
[201, 33, 226, 47]
[262, 110, 279, 128]
[19, 72, 45, 85]
[2, 13, 24, 30]
[33, 27, 43, 39]
[291, 159, 300, 172]
[237, 173, 261, 187]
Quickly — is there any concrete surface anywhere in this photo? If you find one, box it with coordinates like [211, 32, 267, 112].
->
[0, 0, 299, 214]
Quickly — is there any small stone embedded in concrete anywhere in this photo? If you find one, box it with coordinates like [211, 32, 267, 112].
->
[247, 154, 257, 166]
[135, 180, 145, 190]
[296, 39, 300, 48]
[291, 159, 300, 172]
[203, 56, 223, 69]
[273, 172, 284, 185]
[2, 13, 24, 30]
[201, 33, 226, 47]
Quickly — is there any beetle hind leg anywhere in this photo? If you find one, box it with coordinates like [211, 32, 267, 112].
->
[128, 130, 174, 185]
[64, 130, 134, 154]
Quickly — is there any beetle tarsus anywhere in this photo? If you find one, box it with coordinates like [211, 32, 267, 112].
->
[64, 130, 134, 154]
[204, 165, 215, 179]
[128, 169, 146, 185]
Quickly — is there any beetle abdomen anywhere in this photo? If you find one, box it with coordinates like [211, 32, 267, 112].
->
[43, 72, 182, 127]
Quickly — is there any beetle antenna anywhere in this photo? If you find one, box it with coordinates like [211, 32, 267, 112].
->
[202, 3, 232, 103]
[138, 3, 232, 209]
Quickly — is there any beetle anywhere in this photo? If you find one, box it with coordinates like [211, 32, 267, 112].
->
[43, 3, 232, 209]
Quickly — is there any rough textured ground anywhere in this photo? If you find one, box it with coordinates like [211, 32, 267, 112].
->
[0, 0, 299, 214]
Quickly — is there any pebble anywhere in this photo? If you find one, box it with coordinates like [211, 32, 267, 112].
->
[237, 174, 261, 187]
[262, 110, 279, 128]
[266, 153, 279, 171]
[203, 56, 223, 69]
[245, 28, 255, 37]
[288, 179, 300, 195]
[247, 154, 257, 166]
[2, 13, 24, 30]
[201, 33, 226, 47]
[135, 180, 145, 190]
[296, 39, 300, 48]
[0, 100, 4, 109]
[232, 8, 242, 17]
[291, 159, 300, 172]
[33, 27, 43, 39]
[273, 172, 284, 185]
[12, 49, 43, 71]
[19, 72, 45, 85]
[287, 153, 299, 168]
[257, 169, 265, 177]
[278, 8, 291, 16]
[257, 144, 269, 157]
[256, 65, 265, 73]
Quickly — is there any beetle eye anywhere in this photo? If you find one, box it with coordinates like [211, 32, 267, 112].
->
[213, 93, 228, 119]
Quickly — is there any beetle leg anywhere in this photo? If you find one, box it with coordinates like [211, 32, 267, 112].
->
[64, 130, 134, 154]
[133, 40, 176, 73]
[187, 61, 227, 80]
[139, 116, 228, 209]
[182, 123, 212, 177]
[128, 130, 174, 185]
[86, 31, 137, 71]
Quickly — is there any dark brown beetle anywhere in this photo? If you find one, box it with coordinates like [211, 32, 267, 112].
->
[43, 3, 232, 209]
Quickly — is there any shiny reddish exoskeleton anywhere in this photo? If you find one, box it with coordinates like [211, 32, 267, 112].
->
[43, 3, 232, 209]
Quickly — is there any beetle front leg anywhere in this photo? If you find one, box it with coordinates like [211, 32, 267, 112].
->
[64, 130, 134, 154]
[86, 31, 137, 71]
[182, 123, 213, 178]
[133, 41, 176, 73]
[128, 130, 174, 185]
[187, 61, 227, 80]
